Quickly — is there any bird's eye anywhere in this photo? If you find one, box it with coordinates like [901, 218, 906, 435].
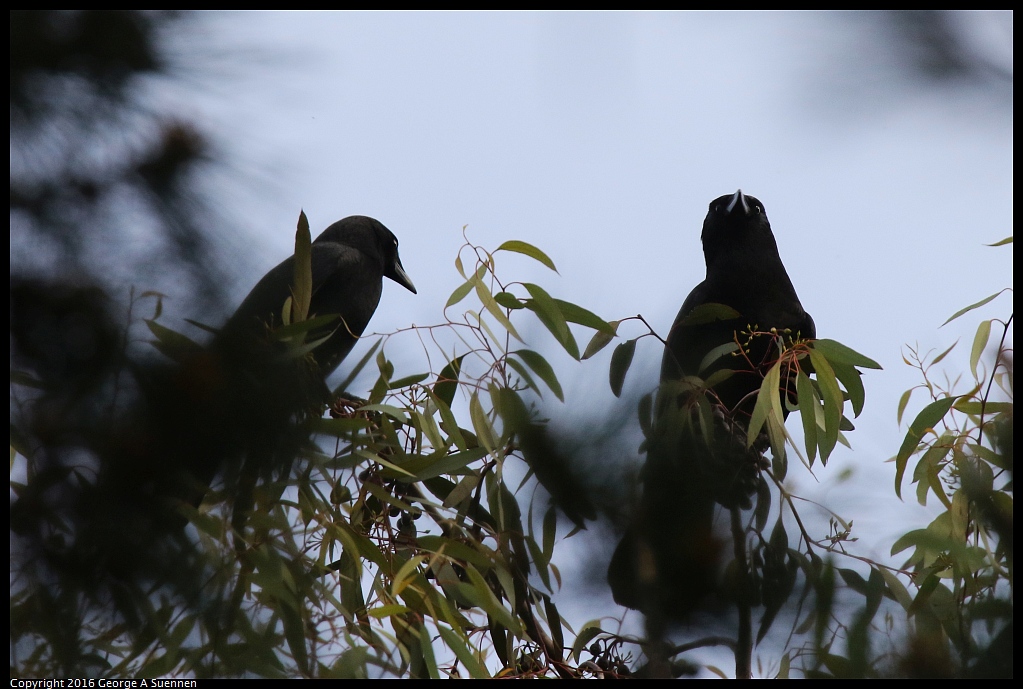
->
[754, 205, 762, 214]
[713, 204, 721, 213]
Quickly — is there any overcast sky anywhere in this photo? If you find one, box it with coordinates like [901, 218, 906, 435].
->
[154, 10, 1012, 673]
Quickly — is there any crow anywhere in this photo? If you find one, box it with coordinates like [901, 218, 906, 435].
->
[179, 215, 417, 505]
[608, 190, 814, 620]
[219, 214, 417, 381]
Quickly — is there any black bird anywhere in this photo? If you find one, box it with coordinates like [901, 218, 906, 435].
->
[220, 214, 417, 381]
[177, 215, 416, 502]
[608, 190, 814, 619]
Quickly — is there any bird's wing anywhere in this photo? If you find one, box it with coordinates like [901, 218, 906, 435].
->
[305, 242, 383, 328]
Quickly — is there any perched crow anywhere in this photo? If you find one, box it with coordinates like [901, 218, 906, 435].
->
[182, 215, 417, 501]
[608, 190, 814, 619]
[220, 215, 417, 380]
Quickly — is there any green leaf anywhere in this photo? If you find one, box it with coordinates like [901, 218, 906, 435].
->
[808, 349, 842, 461]
[970, 319, 992, 379]
[434, 355, 465, 408]
[523, 283, 579, 359]
[389, 372, 429, 390]
[512, 349, 564, 402]
[755, 479, 772, 532]
[894, 396, 958, 499]
[367, 603, 412, 619]
[986, 235, 1013, 246]
[748, 361, 783, 448]
[437, 625, 491, 678]
[494, 291, 525, 309]
[929, 339, 958, 365]
[291, 210, 312, 323]
[553, 299, 616, 334]
[359, 404, 410, 424]
[571, 621, 605, 662]
[418, 624, 441, 679]
[703, 368, 735, 389]
[796, 370, 818, 463]
[609, 339, 637, 397]
[952, 400, 1013, 416]
[506, 356, 542, 398]
[831, 361, 865, 418]
[525, 535, 552, 592]
[474, 275, 523, 342]
[495, 240, 558, 273]
[397, 447, 488, 482]
[309, 416, 372, 436]
[543, 596, 565, 656]
[811, 339, 882, 370]
[897, 388, 915, 426]
[463, 565, 521, 634]
[942, 289, 1009, 326]
[445, 275, 476, 309]
[582, 329, 616, 360]
[542, 504, 557, 560]
[698, 342, 739, 374]
[878, 568, 913, 610]
[679, 302, 741, 326]
[145, 320, 202, 362]
[637, 392, 653, 436]
[469, 391, 498, 452]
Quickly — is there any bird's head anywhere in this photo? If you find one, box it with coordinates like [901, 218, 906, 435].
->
[316, 216, 417, 294]
[701, 190, 776, 265]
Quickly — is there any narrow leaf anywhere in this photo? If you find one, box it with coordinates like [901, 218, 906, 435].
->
[748, 361, 783, 448]
[811, 339, 882, 370]
[698, 342, 739, 374]
[513, 349, 564, 402]
[897, 388, 914, 426]
[437, 625, 491, 678]
[145, 320, 202, 362]
[389, 372, 429, 390]
[609, 339, 637, 397]
[469, 391, 498, 452]
[505, 356, 542, 397]
[445, 276, 475, 309]
[474, 276, 522, 342]
[942, 289, 1008, 326]
[970, 319, 992, 378]
[582, 329, 616, 360]
[524, 283, 579, 359]
[930, 339, 958, 365]
[796, 369, 818, 463]
[494, 291, 525, 309]
[553, 299, 616, 334]
[291, 210, 312, 324]
[495, 240, 558, 273]
[680, 302, 741, 326]
[434, 355, 465, 408]
[831, 361, 866, 418]
[808, 349, 842, 461]
[894, 396, 958, 498]
[418, 624, 441, 679]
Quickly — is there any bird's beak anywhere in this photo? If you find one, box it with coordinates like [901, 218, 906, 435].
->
[725, 189, 749, 215]
[388, 256, 417, 294]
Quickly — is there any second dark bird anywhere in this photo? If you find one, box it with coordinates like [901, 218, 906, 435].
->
[608, 190, 814, 619]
